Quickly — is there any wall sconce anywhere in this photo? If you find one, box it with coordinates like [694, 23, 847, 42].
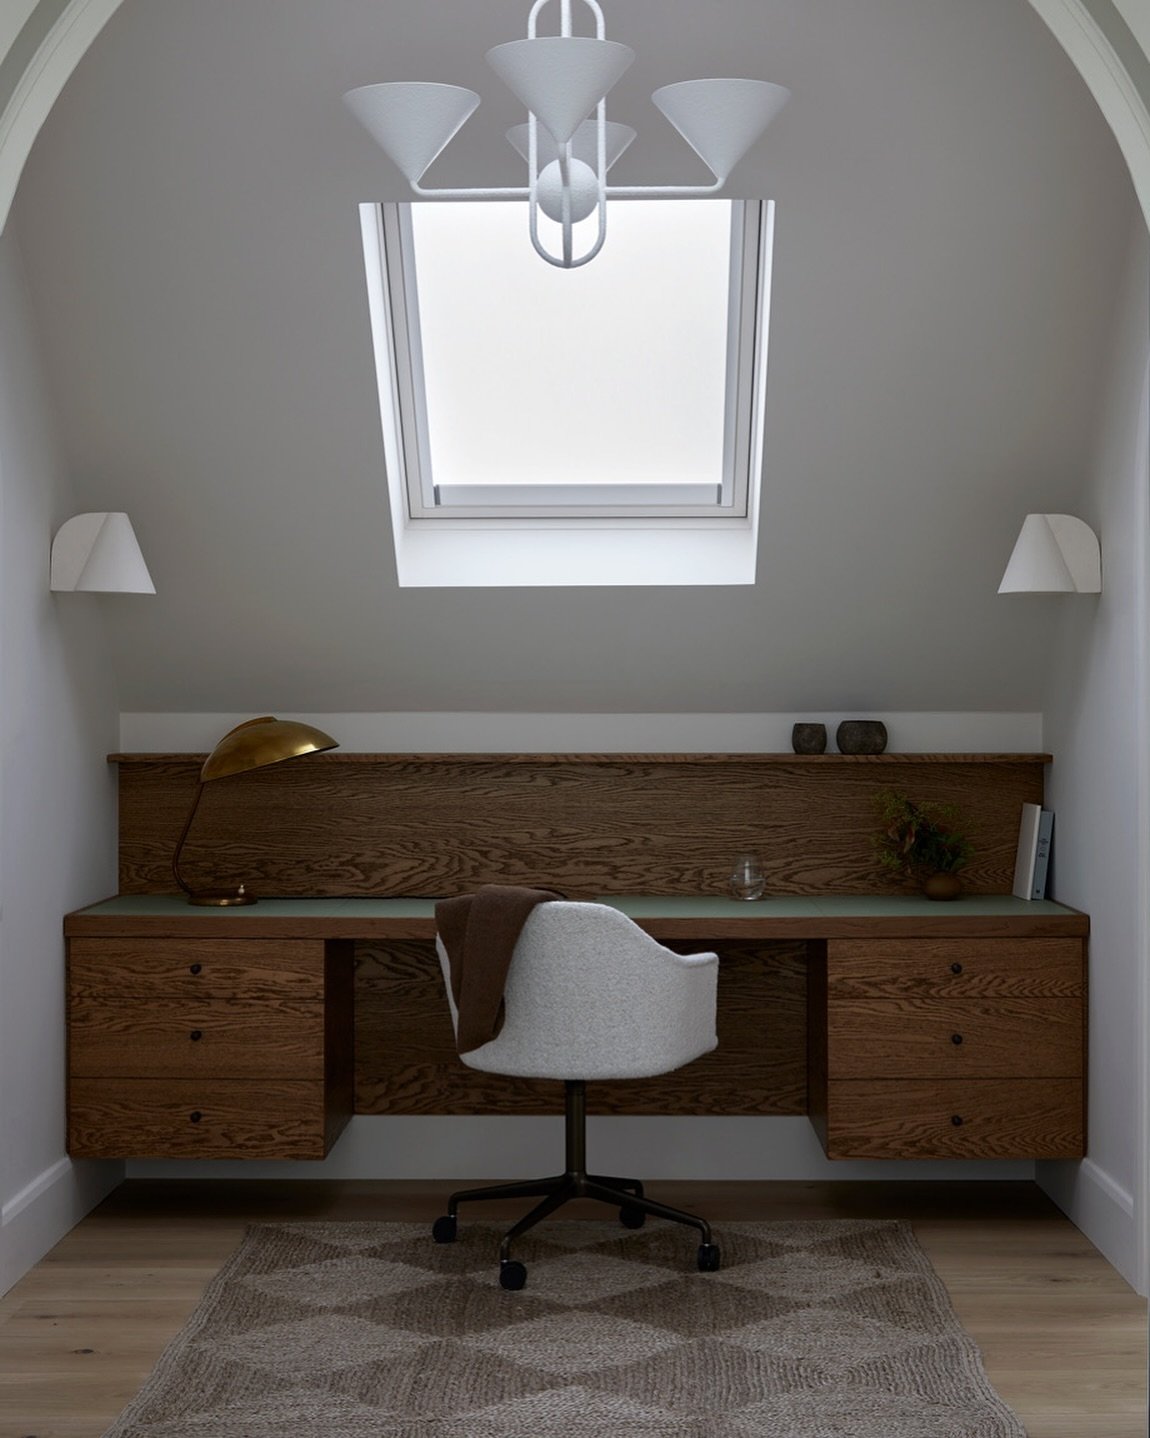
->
[50, 512, 155, 593]
[998, 514, 1102, 594]
[172, 717, 339, 905]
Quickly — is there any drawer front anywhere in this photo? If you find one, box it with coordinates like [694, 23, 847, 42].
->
[827, 939, 1083, 998]
[827, 997, 1082, 1078]
[68, 938, 326, 1000]
[68, 1078, 330, 1159]
[824, 1078, 1084, 1159]
[70, 997, 325, 1080]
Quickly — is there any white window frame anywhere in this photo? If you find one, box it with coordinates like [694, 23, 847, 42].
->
[367, 199, 773, 526]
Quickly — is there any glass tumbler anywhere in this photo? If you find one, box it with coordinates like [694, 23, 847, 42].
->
[729, 852, 766, 901]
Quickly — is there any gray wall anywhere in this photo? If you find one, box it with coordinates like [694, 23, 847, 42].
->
[0, 232, 121, 1294]
[1039, 217, 1150, 1287]
[11, 0, 1139, 714]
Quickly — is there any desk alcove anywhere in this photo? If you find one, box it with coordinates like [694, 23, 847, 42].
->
[64, 753, 1087, 1166]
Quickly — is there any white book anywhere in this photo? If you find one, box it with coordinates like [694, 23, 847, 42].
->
[1013, 803, 1053, 900]
[1012, 803, 1042, 899]
[1030, 809, 1054, 900]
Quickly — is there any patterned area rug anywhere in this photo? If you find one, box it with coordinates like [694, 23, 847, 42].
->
[103, 1219, 1025, 1437]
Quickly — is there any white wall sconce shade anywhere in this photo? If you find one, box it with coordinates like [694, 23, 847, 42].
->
[998, 513, 1101, 594]
[343, 0, 789, 269]
[50, 512, 155, 593]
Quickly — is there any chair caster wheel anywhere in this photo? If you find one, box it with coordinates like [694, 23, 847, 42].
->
[499, 1260, 528, 1291]
[432, 1215, 457, 1244]
[620, 1203, 646, 1229]
[697, 1243, 721, 1272]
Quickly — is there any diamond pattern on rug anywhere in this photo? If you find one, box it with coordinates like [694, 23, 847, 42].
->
[582, 1332, 795, 1414]
[100, 1220, 1026, 1438]
[276, 1220, 427, 1250]
[461, 1309, 685, 1377]
[726, 1384, 1017, 1437]
[199, 1313, 432, 1376]
[723, 1306, 931, 1375]
[481, 1250, 678, 1306]
[721, 1217, 898, 1248]
[374, 1382, 714, 1438]
[109, 1390, 394, 1438]
[324, 1338, 560, 1417]
[241, 1255, 446, 1308]
[713, 1250, 908, 1301]
[594, 1269, 801, 1335]
[360, 1273, 567, 1337]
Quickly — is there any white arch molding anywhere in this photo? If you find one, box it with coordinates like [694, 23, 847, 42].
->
[0, 0, 1149, 233]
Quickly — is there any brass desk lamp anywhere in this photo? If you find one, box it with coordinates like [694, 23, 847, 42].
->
[172, 716, 338, 906]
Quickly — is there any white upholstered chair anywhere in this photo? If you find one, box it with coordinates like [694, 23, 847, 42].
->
[432, 900, 721, 1290]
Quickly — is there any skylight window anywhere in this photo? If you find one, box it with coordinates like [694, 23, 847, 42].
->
[365, 198, 773, 524]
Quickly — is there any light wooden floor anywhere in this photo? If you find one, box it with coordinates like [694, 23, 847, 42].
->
[0, 1179, 1144, 1438]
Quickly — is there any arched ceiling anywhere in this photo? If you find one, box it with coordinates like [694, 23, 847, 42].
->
[6, 0, 1144, 714]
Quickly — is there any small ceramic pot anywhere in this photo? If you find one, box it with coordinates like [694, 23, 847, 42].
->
[836, 720, 888, 755]
[922, 871, 962, 901]
[791, 722, 827, 754]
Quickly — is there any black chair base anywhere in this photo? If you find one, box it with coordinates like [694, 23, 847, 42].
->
[431, 1080, 720, 1288]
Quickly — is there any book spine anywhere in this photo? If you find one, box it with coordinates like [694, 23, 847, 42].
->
[1030, 809, 1053, 900]
[1012, 802, 1041, 900]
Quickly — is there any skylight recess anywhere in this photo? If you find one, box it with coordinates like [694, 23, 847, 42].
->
[370, 197, 772, 522]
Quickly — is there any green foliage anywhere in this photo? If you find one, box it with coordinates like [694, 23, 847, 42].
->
[873, 789, 972, 878]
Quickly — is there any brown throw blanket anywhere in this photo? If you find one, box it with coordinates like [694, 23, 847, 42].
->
[435, 885, 562, 1055]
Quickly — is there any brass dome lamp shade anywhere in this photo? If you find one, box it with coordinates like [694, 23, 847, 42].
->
[172, 717, 339, 906]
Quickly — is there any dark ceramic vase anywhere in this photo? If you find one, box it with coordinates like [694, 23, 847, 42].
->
[922, 871, 962, 901]
[836, 720, 888, 755]
[791, 723, 827, 754]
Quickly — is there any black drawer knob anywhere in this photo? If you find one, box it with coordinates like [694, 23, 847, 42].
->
[189, 1030, 203, 1042]
[189, 1110, 203, 1123]
[951, 1033, 964, 1045]
[951, 1115, 964, 1127]
[950, 962, 963, 975]
[189, 963, 202, 975]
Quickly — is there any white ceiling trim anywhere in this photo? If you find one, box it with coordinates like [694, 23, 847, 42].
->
[1027, 0, 1150, 221]
[0, 0, 121, 231]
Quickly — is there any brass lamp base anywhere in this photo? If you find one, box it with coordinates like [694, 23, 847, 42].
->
[186, 885, 256, 907]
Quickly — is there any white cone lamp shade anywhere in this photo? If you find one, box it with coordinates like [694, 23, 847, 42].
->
[652, 78, 790, 180]
[486, 37, 635, 144]
[998, 514, 1102, 594]
[50, 512, 155, 593]
[343, 82, 480, 183]
[506, 117, 636, 173]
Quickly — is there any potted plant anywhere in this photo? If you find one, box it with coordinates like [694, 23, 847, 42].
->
[874, 789, 972, 900]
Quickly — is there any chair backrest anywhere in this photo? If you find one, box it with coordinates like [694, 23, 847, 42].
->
[437, 900, 718, 1081]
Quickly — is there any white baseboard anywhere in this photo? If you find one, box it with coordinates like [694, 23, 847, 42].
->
[0, 1156, 122, 1297]
[126, 1115, 1034, 1183]
[1037, 1156, 1143, 1293]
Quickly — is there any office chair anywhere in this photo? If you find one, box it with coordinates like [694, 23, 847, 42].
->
[432, 900, 721, 1290]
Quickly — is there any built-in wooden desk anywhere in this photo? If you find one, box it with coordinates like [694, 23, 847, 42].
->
[64, 895, 1087, 1165]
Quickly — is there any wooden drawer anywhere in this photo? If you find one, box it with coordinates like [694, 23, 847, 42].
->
[68, 938, 326, 1001]
[69, 997, 325, 1080]
[827, 939, 1083, 998]
[824, 1078, 1084, 1159]
[68, 1078, 332, 1159]
[827, 996, 1082, 1079]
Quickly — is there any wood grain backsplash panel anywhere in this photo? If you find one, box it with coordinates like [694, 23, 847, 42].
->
[353, 939, 807, 1116]
[114, 753, 1046, 898]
